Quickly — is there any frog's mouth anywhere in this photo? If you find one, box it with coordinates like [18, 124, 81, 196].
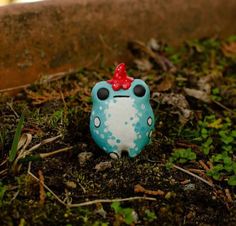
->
[113, 95, 130, 98]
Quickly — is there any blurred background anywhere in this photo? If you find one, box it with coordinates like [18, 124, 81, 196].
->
[0, 0, 43, 6]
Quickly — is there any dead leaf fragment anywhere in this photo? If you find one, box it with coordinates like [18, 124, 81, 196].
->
[184, 88, 211, 103]
[134, 184, 165, 196]
[134, 58, 153, 71]
[153, 92, 192, 124]
[225, 189, 233, 203]
[157, 74, 175, 92]
[147, 38, 160, 51]
[128, 40, 176, 72]
[222, 42, 236, 58]
[25, 82, 82, 105]
[78, 152, 93, 166]
[95, 203, 107, 218]
[95, 161, 112, 172]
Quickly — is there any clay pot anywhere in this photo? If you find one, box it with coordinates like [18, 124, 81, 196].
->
[0, 0, 236, 92]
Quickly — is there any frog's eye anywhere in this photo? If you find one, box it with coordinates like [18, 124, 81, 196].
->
[97, 88, 109, 100]
[133, 85, 146, 97]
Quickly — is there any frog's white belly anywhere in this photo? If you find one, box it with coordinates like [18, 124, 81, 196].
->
[104, 98, 139, 151]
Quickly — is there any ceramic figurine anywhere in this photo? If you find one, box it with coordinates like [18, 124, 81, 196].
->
[90, 63, 154, 158]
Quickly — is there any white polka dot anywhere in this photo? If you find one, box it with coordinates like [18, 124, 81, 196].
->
[100, 134, 105, 139]
[141, 104, 145, 110]
[95, 130, 99, 135]
[94, 117, 101, 128]
[99, 106, 103, 110]
[147, 117, 152, 126]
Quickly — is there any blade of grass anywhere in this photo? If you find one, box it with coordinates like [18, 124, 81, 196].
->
[0, 182, 6, 207]
[9, 114, 24, 162]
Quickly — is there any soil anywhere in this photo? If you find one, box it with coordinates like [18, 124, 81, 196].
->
[0, 37, 236, 226]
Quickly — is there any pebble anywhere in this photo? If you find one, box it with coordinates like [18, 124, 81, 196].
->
[183, 183, 196, 191]
[65, 181, 77, 189]
[95, 161, 112, 172]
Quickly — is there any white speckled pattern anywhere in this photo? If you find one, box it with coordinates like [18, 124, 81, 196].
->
[104, 98, 139, 152]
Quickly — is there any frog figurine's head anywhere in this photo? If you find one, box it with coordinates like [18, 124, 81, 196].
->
[90, 63, 154, 158]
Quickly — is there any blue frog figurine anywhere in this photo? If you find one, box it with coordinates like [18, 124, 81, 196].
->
[90, 63, 154, 158]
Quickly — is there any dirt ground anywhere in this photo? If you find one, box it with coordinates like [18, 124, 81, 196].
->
[0, 37, 236, 226]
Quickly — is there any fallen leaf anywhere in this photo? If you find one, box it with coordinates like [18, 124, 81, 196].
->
[134, 184, 165, 196]
[134, 58, 153, 71]
[157, 74, 175, 92]
[220, 86, 236, 108]
[128, 40, 176, 72]
[95, 203, 107, 218]
[153, 92, 192, 124]
[95, 161, 112, 172]
[78, 152, 93, 166]
[184, 88, 211, 103]
[197, 70, 222, 93]
[147, 38, 160, 51]
[222, 42, 236, 58]
[197, 76, 211, 94]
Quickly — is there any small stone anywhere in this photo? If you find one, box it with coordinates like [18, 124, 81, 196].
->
[165, 191, 176, 199]
[78, 151, 93, 166]
[183, 183, 195, 191]
[95, 161, 112, 172]
[131, 210, 139, 223]
[65, 181, 77, 189]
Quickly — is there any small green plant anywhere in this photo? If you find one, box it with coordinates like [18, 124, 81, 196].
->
[111, 202, 135, 225]
[211, 87, 222, 101]
[143, 209, 157, 222]
[207, 152, 236, 185]
[0, 130, 5, 147]
[196, 115, 236, 186]
[92, 222, 108, 226]
[9, 114, 24, 162]
[0, 182, 6, 207]
[227, 35, 236, 43]
[169, 148, 196, 164]
[170, 114, 236, 186]
[49, 110, 64, 128]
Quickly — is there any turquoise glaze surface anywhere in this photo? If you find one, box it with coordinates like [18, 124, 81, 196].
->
[90, 63, 154, 158]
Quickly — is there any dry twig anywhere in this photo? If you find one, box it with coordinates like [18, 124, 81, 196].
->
[39, 146, 73, 159]
[38, 170, 46, 205]
[0, 169, 8, 178]
[26, 82, 81, 105]
[225, 189, 233, 203]
[199, 160, 210, 171]
[27, 163, 156, 208]
[173, 164, 214, 187]
[134, 184, 165, 196]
